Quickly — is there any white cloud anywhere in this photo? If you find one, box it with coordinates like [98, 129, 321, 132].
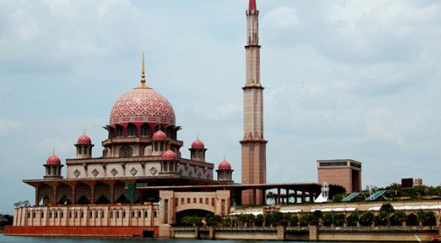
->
[263, 6, 300, 29]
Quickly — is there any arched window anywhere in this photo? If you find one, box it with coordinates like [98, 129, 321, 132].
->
[127, 124, 136, 137]
[141, 124, 150, 137]
[117, 126, 124, 138]
[120, 146, 132, 158]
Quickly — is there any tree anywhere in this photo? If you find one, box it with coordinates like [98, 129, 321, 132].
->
[346, 212, 360, 226]
[333, 194, 345, 202]
[323, 214, 334, 226]
[222, 217, 232, 227]
[289, 215, 299, 227]
[391, 211, 407, 226]
[281, 214, 291, 226]
[238, 214, 250, 227]
[418, 211, 437, 226]
[180, 215, 202, 226]
[272, 212, 283, 226]
[310, 210, 323, 226]
[0, 214, 13, 228]
[375, 211, 389, 226]
[329, 184, 346, 198]
[264, 213, 273, 227]
[299, 214, 309, 226]
[360, 212, 374, 226]
[380, 203, 394, 214]
[334, 214, 346, 227]
[207, 215, 222, 226]
[255, 214, 264, 226]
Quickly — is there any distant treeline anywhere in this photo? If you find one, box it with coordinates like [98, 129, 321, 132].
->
[0, 214, 13, 229]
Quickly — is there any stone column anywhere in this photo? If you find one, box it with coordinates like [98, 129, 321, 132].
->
[35, 186, 40, 206]
[309, 225, 319, 241]
[109, 183, 115, 204]
[53, 185, 58, 205]
[301, 190, 306, 203]
[277, 188, 281, 205]
[71, 185, 77, 204]
[277, 226, 286, 241]
[90, 184, 96, 204]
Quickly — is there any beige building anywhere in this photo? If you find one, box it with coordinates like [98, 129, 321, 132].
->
[317, 159, 362, 193]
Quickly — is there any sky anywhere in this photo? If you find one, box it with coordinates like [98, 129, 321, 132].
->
[1, 0, 441, 214]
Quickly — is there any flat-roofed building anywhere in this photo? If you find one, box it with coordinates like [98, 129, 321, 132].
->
[317, 159, 362, 193]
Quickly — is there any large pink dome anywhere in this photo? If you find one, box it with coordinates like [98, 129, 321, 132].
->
[110, 87, 176, 126]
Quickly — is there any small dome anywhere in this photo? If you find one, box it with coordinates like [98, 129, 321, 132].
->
[77, 135, 91, 145]
[46, 154, 61, 165]
[153, 130, 167, 140]
[191, 138, 205, 149]
[218, 159, 231, 171]
[162, 150, 177, 161]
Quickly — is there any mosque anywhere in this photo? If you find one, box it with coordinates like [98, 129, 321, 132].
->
[5, 0, 320, 237]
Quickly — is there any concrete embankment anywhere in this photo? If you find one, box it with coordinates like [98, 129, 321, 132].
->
[171, 226, 441, 242]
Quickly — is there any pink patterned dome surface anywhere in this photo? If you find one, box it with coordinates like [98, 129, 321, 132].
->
[77, 135, 91, 145]
[191, 139, 205, 149]
[152, 130, 167, 140]
[47, 155, 61, 165]
[162, 150, 177, 161]
[110, 87, 175, 126]
[218, 159, 231, 170]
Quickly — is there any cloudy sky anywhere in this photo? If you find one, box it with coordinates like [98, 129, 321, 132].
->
[1, 0, 441, 213]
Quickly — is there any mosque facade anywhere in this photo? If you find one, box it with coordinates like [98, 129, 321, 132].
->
[5, 0, 321, 237]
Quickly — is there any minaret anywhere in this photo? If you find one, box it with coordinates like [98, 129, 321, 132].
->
[241, 0, 267, 205]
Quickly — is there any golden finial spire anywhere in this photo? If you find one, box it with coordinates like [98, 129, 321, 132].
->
[141, 53, 146, 87]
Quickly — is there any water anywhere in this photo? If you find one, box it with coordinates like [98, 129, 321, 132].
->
[0, 235, 286, 243]
[0, 235, 411, 243]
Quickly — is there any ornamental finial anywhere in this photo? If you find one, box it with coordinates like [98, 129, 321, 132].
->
[141, 53, 146, 87]
[249, 0, 256, 10]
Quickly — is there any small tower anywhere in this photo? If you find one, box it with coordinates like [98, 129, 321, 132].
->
[160, 149, 179, 174]
[75, 133, 94, 159]
[152, 130, 168, 155]
[44, 153, 63, 179]
[189, 138, 206, 162]
[217, 159, 234, 183]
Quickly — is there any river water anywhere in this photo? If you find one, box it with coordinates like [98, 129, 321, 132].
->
[0, 235, 411, 243]
[0, 235, 282, 243]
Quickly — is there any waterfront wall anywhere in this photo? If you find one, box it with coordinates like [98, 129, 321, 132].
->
[13, 205, 159, 227]
[171, 226, 441, 242]
[4, 226, 158, 237]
